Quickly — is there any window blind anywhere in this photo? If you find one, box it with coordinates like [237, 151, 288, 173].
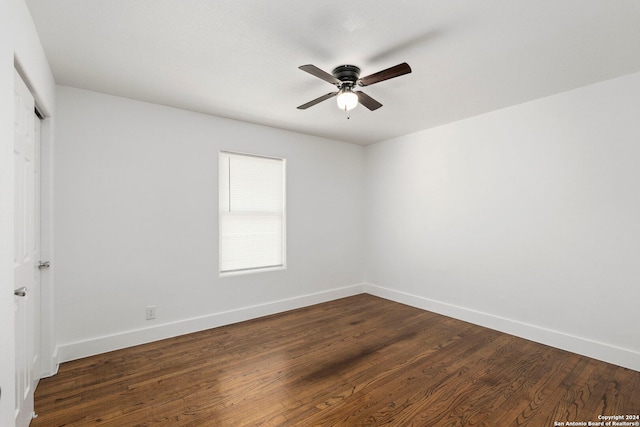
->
[219, 151, 286, 274]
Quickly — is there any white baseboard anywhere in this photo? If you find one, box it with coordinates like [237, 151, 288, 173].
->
[56, 282, 640, 372]
[363, 283, 640, 372]
[40, 346, 59, 379]
[57, 284, 366, 363]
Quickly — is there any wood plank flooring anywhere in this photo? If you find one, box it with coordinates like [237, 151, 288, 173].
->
[33, 294, 640, 426]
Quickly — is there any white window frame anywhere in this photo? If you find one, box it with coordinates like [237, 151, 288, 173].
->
[219, 150, 287, 276]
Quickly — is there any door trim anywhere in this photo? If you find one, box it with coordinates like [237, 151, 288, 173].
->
[36, 110, 57, 378]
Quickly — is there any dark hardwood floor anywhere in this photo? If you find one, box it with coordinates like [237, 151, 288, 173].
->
[33, 294, 640, 426]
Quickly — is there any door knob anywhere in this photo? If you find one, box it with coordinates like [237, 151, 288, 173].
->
[38, 261, 50, 269]
[14, 287, 27, 297]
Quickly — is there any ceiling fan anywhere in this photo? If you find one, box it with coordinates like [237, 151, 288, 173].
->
[297, 62, 412, 112]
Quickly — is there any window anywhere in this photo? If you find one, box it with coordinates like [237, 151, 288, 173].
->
[219, 151, 286, 275]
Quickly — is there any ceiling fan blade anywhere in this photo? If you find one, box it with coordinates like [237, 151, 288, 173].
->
[299, 64, 341, 85]
[355, 91, 383, 111]
[358, 62, 412, 87]
[297, 92, 338, 110]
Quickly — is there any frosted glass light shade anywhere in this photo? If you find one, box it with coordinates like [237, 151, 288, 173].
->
[336, 90, 358, 111]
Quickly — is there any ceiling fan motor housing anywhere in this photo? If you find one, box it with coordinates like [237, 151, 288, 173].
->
[332, 65, 361, 87]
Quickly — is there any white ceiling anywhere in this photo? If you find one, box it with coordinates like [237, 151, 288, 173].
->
[26, 0, 640, 145]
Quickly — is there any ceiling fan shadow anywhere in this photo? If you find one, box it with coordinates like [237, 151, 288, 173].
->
[367, 29, 444, 63]
[294, 37, 336, 63]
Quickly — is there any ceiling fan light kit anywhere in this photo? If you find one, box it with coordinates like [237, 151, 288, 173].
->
[297, 62, 412, 113]
[337, 88, 358, 111]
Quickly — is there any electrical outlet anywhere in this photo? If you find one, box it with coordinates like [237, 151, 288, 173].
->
[146, 306, 157, 320]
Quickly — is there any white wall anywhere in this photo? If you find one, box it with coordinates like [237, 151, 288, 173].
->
[365, 72, 640, 371]
[54, 86, 365, 361]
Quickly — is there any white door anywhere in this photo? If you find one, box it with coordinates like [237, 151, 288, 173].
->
[14, 69, 41, 427]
